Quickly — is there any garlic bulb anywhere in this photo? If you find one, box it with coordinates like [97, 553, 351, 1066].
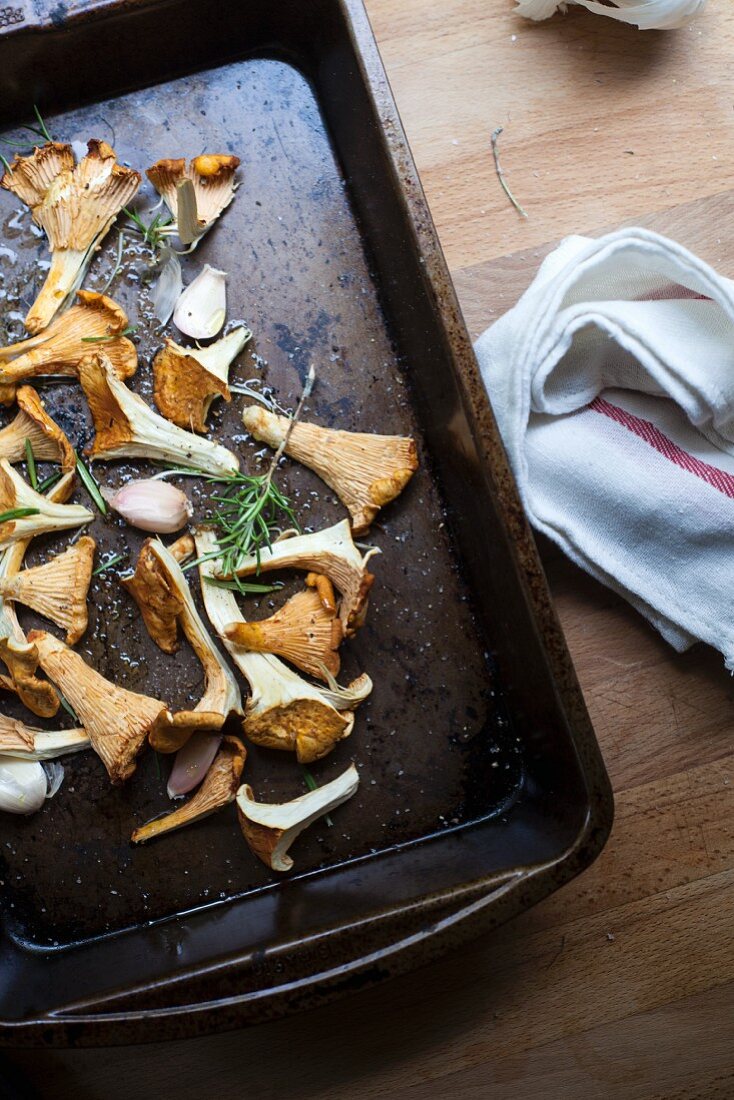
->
[0, 756, 55, 815]
[173, 265, 227, 340]
[105, 478, 193, 533]
[514, 0, 706, 29]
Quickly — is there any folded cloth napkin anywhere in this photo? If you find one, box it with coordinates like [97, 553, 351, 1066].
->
[474, 227, 734, 668]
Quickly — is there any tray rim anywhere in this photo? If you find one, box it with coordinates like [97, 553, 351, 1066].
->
[0, 0, 614, 1046]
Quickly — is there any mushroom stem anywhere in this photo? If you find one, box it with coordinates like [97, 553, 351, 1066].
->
[236, 763, 359, 872]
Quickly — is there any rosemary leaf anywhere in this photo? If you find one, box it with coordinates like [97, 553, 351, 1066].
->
[301, 767, 334, 826]
[92, 552, 127, 577]
[58, 693, 79, 723]
[75, 453, 107, 515]
[24, 438, 37, 490]
[0, 506, 40, 524]
[81, 324, 136, 344]
[203, 576, 283, 594]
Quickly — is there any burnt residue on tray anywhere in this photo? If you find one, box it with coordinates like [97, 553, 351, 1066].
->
[0, 60, 523, 949]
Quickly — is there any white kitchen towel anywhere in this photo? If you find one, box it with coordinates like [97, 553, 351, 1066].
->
[474, 227, 734, 667]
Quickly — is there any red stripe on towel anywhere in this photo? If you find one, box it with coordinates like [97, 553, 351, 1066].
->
[590, 396, 734, 500]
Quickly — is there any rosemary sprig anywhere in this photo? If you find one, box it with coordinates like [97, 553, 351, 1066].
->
[24, 438, 37, 490]
[0, 153, 11, 174]
[32, 105, 54, 143]
[92, 551, 127, 576]
[122, 206, 173, 251]
[203, 576, 284, 594]
[184, 366, 316, 576]
[0, 506, 40, 524]
[81, 324, 136, 344]
[302, 766, 334, 827]
[491, 126, 528, 219]
[75, 453, 107, 515]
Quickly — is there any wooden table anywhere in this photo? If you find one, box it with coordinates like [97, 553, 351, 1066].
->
[6, 2, 734, 1096]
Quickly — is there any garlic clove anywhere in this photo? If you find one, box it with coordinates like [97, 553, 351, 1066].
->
[0, 756, 50, 815]
[151, 246, 183, 326]
[173, 264, 227, 340]
[105, 478, 193, 533]
[167, 730, 222, 798]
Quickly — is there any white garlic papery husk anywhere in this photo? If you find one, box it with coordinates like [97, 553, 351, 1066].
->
[105, 478, 193, 533]
[514, 0, 706, 29]
[0, 757, 52, 815]
[173, 264, 227, 340]
[151, 246, 183, 326]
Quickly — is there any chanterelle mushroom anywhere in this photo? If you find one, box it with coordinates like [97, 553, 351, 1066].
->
[0, 460, 92, 550]
[196, 529, 371, 763]
[243, 407, 418, 534]
[0, 291, 137, 405]
[226, 518, 379, 636]
[131, 735, 245, 844]
[153, 327, 250, 432]
[1, 141, 141, 333]
[78, 352, 239, 477]
[28, 629, 167, 784]
[237, 763, 359, 872]
[224, 582, 343, 681]
[146, 155, 239, 243]
[0, 536, 95, 645]
[124, 538, 242, 752]
[0, 713, 89, 760]
[0, 472, 82, 716]
[0, 385, 74, 471]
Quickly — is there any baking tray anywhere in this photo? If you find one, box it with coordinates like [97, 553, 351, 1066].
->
[0, 0, 613, 1046]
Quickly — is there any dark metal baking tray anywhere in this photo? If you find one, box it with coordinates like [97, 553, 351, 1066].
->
[0, 0, 613, 1045]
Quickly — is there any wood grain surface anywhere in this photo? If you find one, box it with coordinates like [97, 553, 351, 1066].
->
[6, 1, 734, 1096]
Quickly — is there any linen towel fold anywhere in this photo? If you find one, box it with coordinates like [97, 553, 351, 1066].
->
[474, 227, 734, 667]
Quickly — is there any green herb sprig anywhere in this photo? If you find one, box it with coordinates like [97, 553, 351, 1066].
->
[203, 576, 284, 595]
[122, 206, 173, 251]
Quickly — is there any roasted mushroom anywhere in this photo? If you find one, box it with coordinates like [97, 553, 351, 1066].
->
[28, 629, 167, 784]
[0, 386, 75, 470]
[237, 763, 359, 872]
[224, 582, 343, 681]
[153, 327, 250, 432]
[0, 713, 88, 759]
[0, 460, 92, 550]
[131, 735, 245, 843]
[124, 538, 242, 754]
[1, 141, 141, 333]
[225, 518, 379, 636]
[196, 529, 371, 763]
[78, 352, 239, 477]
[243, 407, 418, 534]
[146, 155, 240, 243]
[0, 536, 96, 644]
[0, 291, 137, 405]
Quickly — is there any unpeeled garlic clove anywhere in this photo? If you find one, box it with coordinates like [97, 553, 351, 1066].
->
[173, 264, 227, 340]
[105, 478, 193, 533]
[0, 756, 51, 815]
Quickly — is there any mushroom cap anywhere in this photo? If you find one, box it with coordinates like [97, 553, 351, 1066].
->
[242, 406, 418, 534]
[152, 339, 230, 433]
[0, 536, 96, 645]
[29, 629, 166, 784]
[122, 539, 184, 654]
[0, 635, 59, 718]
[149, 708, 224, 754]
[0, 386, 75, 470]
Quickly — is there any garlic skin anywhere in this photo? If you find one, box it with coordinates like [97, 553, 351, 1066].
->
[0, 757, 50, 815]
[173, 265, 227, 340]
[151, 247, 183, 326]
[514, 0, 706, 29]
[106, 479, 193, 533]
